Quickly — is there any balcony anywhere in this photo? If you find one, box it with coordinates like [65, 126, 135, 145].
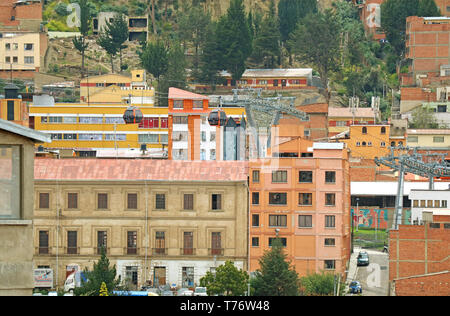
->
[125, 247, 138, 255]
[180, 248, 196, 255]
[152, 248, 167, 256]
[209, 248, 224, 256]
[65, 247, 79, 255]
[36, 247, 51, 255]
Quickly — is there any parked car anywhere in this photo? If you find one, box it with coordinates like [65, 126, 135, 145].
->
[194, 287, 208, 296]
[349, 281, 362, 294]
[357, 251, 370, 266]
[177, 288, 193, 296]
[161, 290, 174, 296]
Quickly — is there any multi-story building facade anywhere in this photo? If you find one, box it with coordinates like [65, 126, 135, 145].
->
[0, 118, 50, 296]
[93, 12, 148, 41]
[167, 87, 247, 161]
[29, 70, 170, 157]
[328, 107, 376, 137]
[0, 0, 48, 80]
[249, 122, 351, 278]
[33, 158, 248, 290]
[340, 124, 392, 159]
[407, 128, 450, 148]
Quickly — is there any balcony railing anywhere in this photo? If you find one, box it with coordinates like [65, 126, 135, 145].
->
[65, 247, 79, 255]
[209, 248, 224, 256]
[180, 248, 196, 255]
[36, 247, 50, 255]
[152, 248, 167, 256]
[126, 247, 138, 255]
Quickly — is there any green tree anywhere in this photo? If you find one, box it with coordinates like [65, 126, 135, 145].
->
[418, 0, 441, 17]
[199, 260, 249, 296]
[158, 41, 187, 106]
[250, 0, 281, 68]
[72, 0, 91, 77]
[198, 21, 223, 89]
[216, 0, 252, 84]
[409, 106, 440, 128]
[251, 238, 299, 296]
[97, 30, 119, 73]
[178, 5, 212, 80]
[288, 9, 341, 104]
[139, 39, 169, 106]
[74, 248, 120, 296]
[278, 0, 317, 43]
[104, 14, 129, 72]
[299, 272, 345, 296]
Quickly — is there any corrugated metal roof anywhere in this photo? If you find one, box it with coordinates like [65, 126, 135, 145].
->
[0, 118, 51, 143]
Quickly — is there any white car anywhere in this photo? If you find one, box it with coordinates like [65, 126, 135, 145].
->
[177, 288, 193, 296]
[194, 287, 207, 296]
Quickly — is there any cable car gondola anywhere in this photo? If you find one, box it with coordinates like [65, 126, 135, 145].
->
[123, 106, 144, 124]
[207, 109, 227, 127]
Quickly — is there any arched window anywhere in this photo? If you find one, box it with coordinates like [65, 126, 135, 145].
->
[391, 141, 395, 147]
[381, 127, 386, 134]
[362, 142, 367, 147]
[362, 127, 367, 134]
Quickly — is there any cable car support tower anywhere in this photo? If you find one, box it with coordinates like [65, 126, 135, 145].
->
[374, 146, 450, 230]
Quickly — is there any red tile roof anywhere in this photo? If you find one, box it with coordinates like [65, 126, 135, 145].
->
[168, 87, 209, 100]
[34, 158, 248, 182]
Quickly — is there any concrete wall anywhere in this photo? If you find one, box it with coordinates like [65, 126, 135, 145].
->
[0, 129, 35, 296]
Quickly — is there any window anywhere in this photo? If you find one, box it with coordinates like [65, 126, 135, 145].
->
[24, 43, 33, 51]
[429, 223, 440, 229]
[5, 43, 10, 50]
[298, 215, 312, 228]
[434, 200, 440, 208]
[39, 231, 49, 254]
[51, 134, 62, 140]
[12, 56, 18, 63]
[0, 145, 21, 219]
[437, 105, 447, 113]
[155, 231, 166, 254]
[201, 131, 207, 142]
[356, 142, 360, 147]
[193, 100, 203, 108]
[97, 193, 108, 209]
[127, 193, 138, 209]
[79, 117, 103, 124]
[24, 56, 34, 64]
[63, 134, 77, 140]
[183, 232, 194, 255]
[299, 193, 312, 206]
[5, 56, 10, 63]
[173, 100, 184, 108]
[381, 126, 386, 134]
[67, 193, 78, 209]
[362, 141, 367, 147]
[79, 134, 102, 141]
[210, 132, 216, 141]
[172, 131, 188, 141]
[182, 267, 194, 288]
[269, 193, 287, 205]
[427, 200, 433, 208]
[325, 193, 336, 206]
[155, 194, 166, 209]
[39, 192, 50, 209]
[268, 237, 286, 247]
[362, 127, 367, 134]
[67, 231, 78, 254]
[408, 136, 418, 143]
[160, 118, 168, 128]
[252, 214, 260, 227]
[105, 134, 126, 141]
[125, 266, 138, 288]
[252, 192, 260, 205]
[49, 116, 63, 123]
[433, 136, 445, 143]
[97, 231, 107, 254]
[211, 194, 222, 210]
[160, 134, 168, 144]
[299, 171, 313, 183]
[127, 231, 138, 255]
[324, 260, 335, 270]
[211, 232, 222, 255]
[252, 170, 260, 183]
[105, 117, 125, 124]
[325, 171, 336, 183]
[139, 134, 159, 143]
[173, 116, 188, 124]
[442, 200, 447, 208]
[413, 200, 419, 207]
[325, 215, 336, 228]
[325, 238, 335, 246]
[381, 142, 386, 147]
[251, 237, 259, 247]
[183, 194, 194, 210]
[272, 170, 287, 183]
[138, 117, 159, 129]
[420, 200, 426, 207]
[269, 215, 287, 227]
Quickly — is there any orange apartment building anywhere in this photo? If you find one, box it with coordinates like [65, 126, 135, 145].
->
[249, 122, 351, 278]
[296, 102, 328, 141]
[389, 212, 450, 296]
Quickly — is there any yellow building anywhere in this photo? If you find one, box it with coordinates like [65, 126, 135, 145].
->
[340, 124, 391, 159]
[407, 129, 450, 148]
[0, 83, 28, 127]
[0, 32, 41, 72]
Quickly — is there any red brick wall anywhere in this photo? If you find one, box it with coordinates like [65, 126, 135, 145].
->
[395, 272, 450, 296]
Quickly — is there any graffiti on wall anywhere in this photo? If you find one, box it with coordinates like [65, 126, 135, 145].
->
[351, 208, 412, 229]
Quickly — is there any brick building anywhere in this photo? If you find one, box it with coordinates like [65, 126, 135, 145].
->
[389, 211, 450, 295]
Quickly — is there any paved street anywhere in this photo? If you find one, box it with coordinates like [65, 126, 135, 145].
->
[346, 247, 389, 296]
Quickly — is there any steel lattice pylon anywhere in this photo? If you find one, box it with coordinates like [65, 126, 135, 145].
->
[374, 146, 450, 230]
